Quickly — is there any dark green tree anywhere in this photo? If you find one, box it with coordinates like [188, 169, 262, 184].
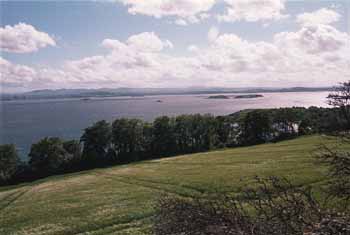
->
[215, 116, 238, 147]
[152, 116, 176, 157]
[0, 144, 20, 184]
[63, 140, 82, 168]
[142, 122, 155, 159]
[174, 115, 193, 153]
[240, 110, 272, 145]
[195, 114, 218, 151]
[28, 137, 71, 175]
[81, 120, 112, 166]
[272, 108, 300, 140]
[112, 118, 145, 163]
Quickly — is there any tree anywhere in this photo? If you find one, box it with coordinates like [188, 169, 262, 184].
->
[327, 81, 350, 129]
[0, 144, 20, 184]
[240, 110, 272, 145]
[215, 116, 238, 147]
[191, 114, 218, 151]
[81, 120, 112, 166]
[28, 137, 72, 176]
[141, 122, 154, 159]
[272, 108, 300, 140]
[152, 116, 176, 157]
[63, 140, 82, 169]
[112, 118, 145, 163]
[174, 115, 193, 153]
[316, 82, 350, 208]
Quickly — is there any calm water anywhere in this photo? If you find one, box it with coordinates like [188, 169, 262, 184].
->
[0, 92, 330, 159]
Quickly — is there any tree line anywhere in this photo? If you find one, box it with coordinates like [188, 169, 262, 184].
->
[0, 85, 348, 186]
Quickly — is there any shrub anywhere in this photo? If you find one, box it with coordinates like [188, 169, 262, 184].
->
[154, 177, 350, 235]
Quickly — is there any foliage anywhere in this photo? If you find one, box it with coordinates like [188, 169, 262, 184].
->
[239, 110, 273, 145]
[328, 81, 350, 129]
[28, 137, 74, 176]
[2, 106, 348, 185]
[81, 120, 112, 166]
[112, 118, 146, 163]
[152, 116, 176, 157]
[0, 144, 20, 184]
[62, 140, 82, 169]
[317, 144, 350, 209]
[154, 177, 350, 235]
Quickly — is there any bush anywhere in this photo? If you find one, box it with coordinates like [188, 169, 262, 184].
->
[154, 177, 350, 235]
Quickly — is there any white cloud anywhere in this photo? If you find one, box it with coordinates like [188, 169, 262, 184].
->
[0, 23, 56, 53]
[296, 8, 341, 26]
[0, 57, 74, 91]
[218, 0, 289, 23]
[274, 24, 349, 54]
[0, 57, 36, 85]
[126, 32, 173, 51]
[2, 24, 349, 91]
[117, 0, 216, 25]
[208, 26, 219, 42]
[102, 32, 173, 53]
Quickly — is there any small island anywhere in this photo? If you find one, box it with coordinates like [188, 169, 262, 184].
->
[234, 94, 264, 99]
[207, 95, 230, 99]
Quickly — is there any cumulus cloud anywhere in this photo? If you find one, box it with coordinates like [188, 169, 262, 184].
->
[296, 8, 341, 26]
[102, 32, 173, 52]
[0, 23, 56, 53]
[0, 57, 74, 91]
[217, 0, 289, 23]
[0, 57, 36, 86]
[274, 24, 349, 54]
[127, 32, 173, 51]
[117, 0, 215, 25]
[2, 24, 349, 91]
[115, 0, 289, 25]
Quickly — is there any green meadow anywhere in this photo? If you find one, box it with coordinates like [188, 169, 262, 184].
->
[0, 135, 344, 235]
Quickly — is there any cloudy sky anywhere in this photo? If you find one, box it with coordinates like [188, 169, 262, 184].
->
[1, 0, 349, 92]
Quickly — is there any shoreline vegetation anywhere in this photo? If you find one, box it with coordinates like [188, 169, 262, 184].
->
[0, 105, 345, 186]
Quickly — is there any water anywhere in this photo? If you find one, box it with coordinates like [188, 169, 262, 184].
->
[0, 92, 330, 159]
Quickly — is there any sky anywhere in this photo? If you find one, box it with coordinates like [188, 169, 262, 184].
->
[0, 0, 350, 92]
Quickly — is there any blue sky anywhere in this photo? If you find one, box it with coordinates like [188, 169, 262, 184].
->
[1, 0, 349, 92]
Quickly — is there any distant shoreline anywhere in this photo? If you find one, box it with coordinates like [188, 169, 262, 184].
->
[1, 87, 333, 101]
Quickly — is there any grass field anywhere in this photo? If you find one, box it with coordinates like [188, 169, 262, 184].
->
[0, 135, 344, 235]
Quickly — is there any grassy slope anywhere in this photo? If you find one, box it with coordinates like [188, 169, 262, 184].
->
[0, 135, 344, 235]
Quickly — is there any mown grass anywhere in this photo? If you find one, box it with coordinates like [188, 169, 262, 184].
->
[0, 135, 346, 235]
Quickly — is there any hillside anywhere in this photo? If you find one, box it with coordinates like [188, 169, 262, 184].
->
[0, 136, 343, 235]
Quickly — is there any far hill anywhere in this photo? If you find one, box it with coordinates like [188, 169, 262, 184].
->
[1, 86, 333, 101]
[0, 136, 346, 235]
